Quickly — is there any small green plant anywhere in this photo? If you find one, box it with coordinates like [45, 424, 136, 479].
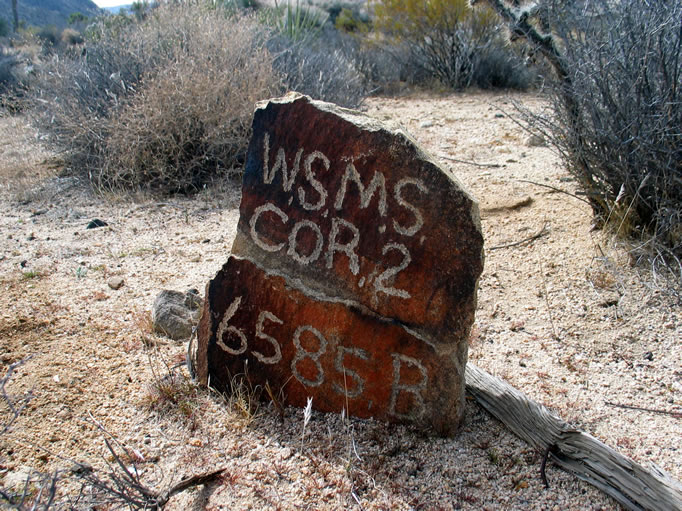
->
[274, 0, 328, 42]
[222, 365, 263, 426]
[334, 8, 367, 34]
[21, 270, 39, 281]
[487, 447, 500, 465]
[74, 266, 87, 279]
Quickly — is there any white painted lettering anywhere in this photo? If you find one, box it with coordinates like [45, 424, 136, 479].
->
[262, 133, 301, 191]
[332, 346, 369, 398]
[326, 218, 360, 275]
[216, 296, 247, 355]
[291, 325, 328, 387]
[393, 178, 428, 236]
[388, 353, 428, 419]
[253, 310, 283, 365]
[334, 163, 387, 215]
[249, 203, 288, 253]
[287, 220, 324, 265]
[298, 151, 330, 211]
[375, 243, 411, 299]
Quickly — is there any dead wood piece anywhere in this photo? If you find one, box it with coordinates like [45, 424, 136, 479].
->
[155, 468, 226, 509]
[481, 196, 534, 217]
[465, 363, 682, 511]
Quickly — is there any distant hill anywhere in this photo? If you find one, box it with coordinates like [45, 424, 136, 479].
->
[0, 0, 101, 28]
[103, 4, 132, 14]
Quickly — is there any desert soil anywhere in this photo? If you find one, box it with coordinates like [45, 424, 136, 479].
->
[0, 91, 680, 510]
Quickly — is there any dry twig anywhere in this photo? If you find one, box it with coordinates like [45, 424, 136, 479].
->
[605, 402, 682, 419]
[489, 223, 549, 250]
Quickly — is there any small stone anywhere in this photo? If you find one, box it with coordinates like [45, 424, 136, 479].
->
[494, 113, 505, 119]
[4, 467, 35, 490]
[419, 120, 434, 128]
[643, 351, 654, 361]
[86, 219, 108, 229]
[526, 134, 546, 147]
[108, 277, 125, 290]
[152, 289, 203, 341]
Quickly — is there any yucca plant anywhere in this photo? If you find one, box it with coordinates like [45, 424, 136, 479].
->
[274, 0, 328, 42]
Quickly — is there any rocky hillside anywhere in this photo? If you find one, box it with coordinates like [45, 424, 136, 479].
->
[0, 0, 101, 28]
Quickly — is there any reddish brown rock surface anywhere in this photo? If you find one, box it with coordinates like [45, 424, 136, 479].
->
[196, 93, 483, 435]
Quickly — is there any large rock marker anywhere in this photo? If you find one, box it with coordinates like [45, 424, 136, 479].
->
[196, 93, 483, 435]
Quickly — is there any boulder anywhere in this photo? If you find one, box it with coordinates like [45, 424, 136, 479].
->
[196, 93, 484, 435]
[152, 289, 202, 341]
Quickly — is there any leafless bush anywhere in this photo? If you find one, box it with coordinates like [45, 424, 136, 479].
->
[268, 26, 367, 108]
[480, 0, 682, 266]
[1, 357, 33, 435]
[0, 46, 30, 111]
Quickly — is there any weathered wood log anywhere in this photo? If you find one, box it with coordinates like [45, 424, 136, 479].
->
[465, 363, 682, 511]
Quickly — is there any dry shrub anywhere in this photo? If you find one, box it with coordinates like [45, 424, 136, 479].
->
[98, 8, 278, 193]
[32, 4, 280, 195]
[60, 28, 83, 46]
[268, 28, 366, 109]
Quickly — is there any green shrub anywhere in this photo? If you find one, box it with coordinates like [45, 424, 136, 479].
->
[334, 7, 367, 33]
[370, 0, 532, 90]
[68, 12, 88, 25]
[0, 17, 9, 37]
[32, 4, 280, 194]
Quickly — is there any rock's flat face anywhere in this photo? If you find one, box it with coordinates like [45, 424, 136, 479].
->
[196, 93, 483, 435]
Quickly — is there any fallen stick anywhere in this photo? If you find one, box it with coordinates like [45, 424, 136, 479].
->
[605, 401, 682, 419]
[517, 179, 591, 205]
[465, 363, 682, 511]
[439, 155, 503, 168]
[488, 223, 549, 250]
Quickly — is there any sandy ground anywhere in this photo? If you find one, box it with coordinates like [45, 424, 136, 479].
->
[0, 91, 680, 510]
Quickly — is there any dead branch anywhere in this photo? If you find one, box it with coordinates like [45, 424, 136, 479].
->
[80, 412, 225, 509]
[489, 223, 549, 250]
[1, 356, 34, 435]
[517, 179, 591, 205]
[605, 402, 682, 419]
[440, 156, 503, 168]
